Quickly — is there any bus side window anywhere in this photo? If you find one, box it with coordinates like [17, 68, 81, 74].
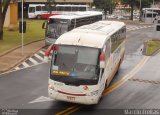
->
[72, 7, 78, 11]
[65, 6, 71, 11]
[105, 40, 110, 62]
[111, 32, 118, 53]
[29, 7, 35, 13]
[42, 6, 47, 11]
[57, 6, 64, 11]
[36, 6, 42, 11]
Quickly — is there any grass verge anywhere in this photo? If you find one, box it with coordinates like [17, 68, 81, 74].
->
[0, 20, 45, 54]
[145, 40, 160, 56]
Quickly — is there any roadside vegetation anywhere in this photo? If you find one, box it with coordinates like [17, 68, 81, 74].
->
[0, 20, 45, 54]
[145, 40, 160, 56]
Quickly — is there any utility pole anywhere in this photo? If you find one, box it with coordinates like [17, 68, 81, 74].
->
[21, 0, 24, 55]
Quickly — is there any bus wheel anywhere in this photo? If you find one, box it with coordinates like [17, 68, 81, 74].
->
[37, 15, 42, 19]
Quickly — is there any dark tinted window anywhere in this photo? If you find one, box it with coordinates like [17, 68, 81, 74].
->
[72, 7, 79, 11]
[111, 27, 126, 53]
[29, 7, 35, 12]
[57, 6, 64, 11]
[42, 6, 47, 11]
[65, 6, 71, 11]
[36, 6, 41, 11]
[79, 7, 86, 11]
[147, 13, 157, 17]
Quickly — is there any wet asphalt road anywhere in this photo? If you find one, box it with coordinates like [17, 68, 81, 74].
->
[0, 26, 160, 115]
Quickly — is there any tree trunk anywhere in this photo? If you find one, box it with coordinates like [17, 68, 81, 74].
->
[0, 0, 3, 40]
[0, 0, 11, 40]
[130, 0, 134, 20]
[2, 0, 11, 24]
[0, 30, 3, 40]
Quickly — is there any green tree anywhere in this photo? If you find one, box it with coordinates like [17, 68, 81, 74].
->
[94, 0, 114, 14]
[122, 0, 160, 20]
[46, 0, 55, 14]
[0, 0, 12, 40]
[122, 0, 135, 20]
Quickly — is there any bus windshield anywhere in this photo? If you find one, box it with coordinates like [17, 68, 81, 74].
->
[46, 19, 69, 39]
[50, 45, 100, 86]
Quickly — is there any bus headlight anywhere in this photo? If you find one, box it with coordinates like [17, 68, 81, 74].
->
[90, 90, 99, 96]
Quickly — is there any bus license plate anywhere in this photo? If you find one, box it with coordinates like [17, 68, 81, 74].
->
[67, 96, 75, 101]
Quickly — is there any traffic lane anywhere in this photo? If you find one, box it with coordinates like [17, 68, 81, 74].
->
[0, 63, 79, 112]
[110, 26, 150, 84]
[0, 63, 50, 108]
[110, 53, 144, 85]
[132, 53, 160, 81]
[71, 81, 160, 115]
[125, 27, 154, 55]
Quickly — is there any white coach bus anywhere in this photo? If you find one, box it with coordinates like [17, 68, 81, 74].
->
[42, 11, 102, 46]
[45, 21, 126, 104]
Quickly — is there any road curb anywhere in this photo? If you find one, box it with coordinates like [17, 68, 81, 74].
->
[0, 39, 44, 57]
[0, 39, 45, 73]
[0, 46, 44, 73]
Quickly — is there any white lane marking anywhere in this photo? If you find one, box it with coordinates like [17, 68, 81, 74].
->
[39, 50, 45, 55]
[22, 62, 30, 68]
[29, 58, 39, 65]
[132, 26, 139, 29]
[34, 54, 44, 61]
[15, 67, 20, 70]
[28, 96, 54, 104]
[127, 25, 152, 31]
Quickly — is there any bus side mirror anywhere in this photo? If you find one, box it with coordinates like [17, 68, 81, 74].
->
[44, 44, 58, 62]
[42, 21, 47, 29]
[44, 44, 54, 62]
[100, 52, 105, 69]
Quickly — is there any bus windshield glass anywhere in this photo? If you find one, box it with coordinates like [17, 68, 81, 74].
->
[46, 19, 69, 39]
[50, 45, 100, 85]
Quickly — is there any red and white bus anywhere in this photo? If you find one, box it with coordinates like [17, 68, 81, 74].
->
[28, 4, 90, 19]
[45, 21, 126, 104]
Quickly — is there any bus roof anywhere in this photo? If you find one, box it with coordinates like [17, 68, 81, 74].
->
[142, 8, 160, 10]
[55, 21, 125, 48]
[29, 4, 45, 7]
[144, 11, 158, 14]
[56, 4, 89, 7]
[49, 11, 102, 20]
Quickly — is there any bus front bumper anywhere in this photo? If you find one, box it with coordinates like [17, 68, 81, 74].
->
[48, 89, 99, 105]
